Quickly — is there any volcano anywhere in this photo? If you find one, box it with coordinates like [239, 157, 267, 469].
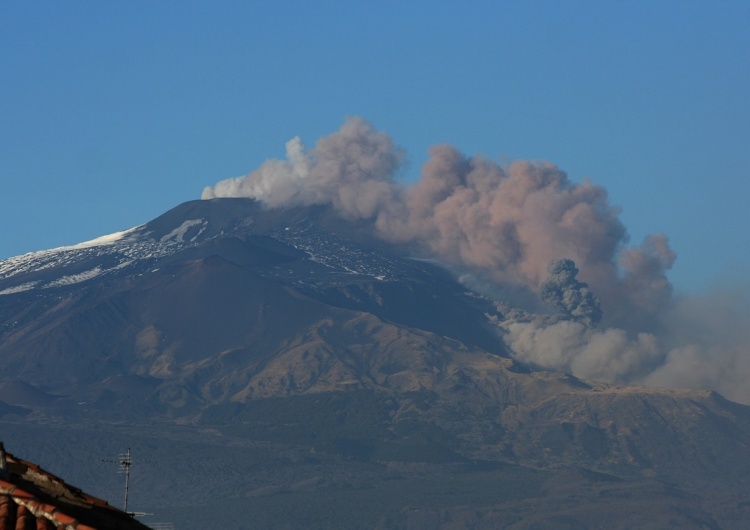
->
[0, 198, 748, 529]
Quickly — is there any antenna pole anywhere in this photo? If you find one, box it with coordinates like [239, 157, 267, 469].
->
[100, 449, 140, 516]
[120, 448, 132, 513]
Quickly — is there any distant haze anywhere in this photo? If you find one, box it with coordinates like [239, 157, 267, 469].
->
[204, 117, 750, 404]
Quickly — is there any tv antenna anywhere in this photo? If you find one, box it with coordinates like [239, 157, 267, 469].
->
[101, 448, 139, 514]
[101, 449, 172, 526]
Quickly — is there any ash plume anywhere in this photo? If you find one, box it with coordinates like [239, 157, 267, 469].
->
[202, 117, 750, 404]
[203, 117, 403, 222]
[540, 259, 602, 326]
[203, 117, 672, 325]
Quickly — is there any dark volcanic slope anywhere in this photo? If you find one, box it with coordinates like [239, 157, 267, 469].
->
[1, 198, 750, 528]
[0, 198, 507, 411]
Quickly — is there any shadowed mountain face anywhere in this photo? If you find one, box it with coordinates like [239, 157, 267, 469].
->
[0, 198, 749, 529]
[0, 199, 508, 411]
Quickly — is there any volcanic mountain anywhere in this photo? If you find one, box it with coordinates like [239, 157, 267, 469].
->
[0, 198, 512, 412]
[0, 198, 749, 529]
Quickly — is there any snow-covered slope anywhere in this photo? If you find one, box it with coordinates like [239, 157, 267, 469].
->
[0, 199, 426, 296]
[0, 198, 505, 393]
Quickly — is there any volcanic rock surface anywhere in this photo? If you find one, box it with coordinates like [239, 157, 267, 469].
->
[0, 198, 748, 529]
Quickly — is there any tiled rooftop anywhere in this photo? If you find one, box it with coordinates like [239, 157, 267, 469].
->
[0, 442, 151, 530]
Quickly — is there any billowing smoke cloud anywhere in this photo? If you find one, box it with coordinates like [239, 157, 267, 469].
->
[505, 286, 750, 405]
[203, 118, 403, 222]
[203, 117, 672, 326]
[643, 286, 750, 404]
[202, 117, 750, 404]
[540, 259, 602, 326]
[504, 319, 661, 384]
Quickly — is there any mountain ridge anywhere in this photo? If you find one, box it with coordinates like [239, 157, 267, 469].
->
[0, 197, 749, 528]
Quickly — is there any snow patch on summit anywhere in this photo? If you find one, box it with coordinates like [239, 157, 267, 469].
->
[0, 222, 194, 291]
[45, 267, 103, 288]
[160, 219, 206, 243]
[68, 226, 140, 250]
[0, 282, 38, 296]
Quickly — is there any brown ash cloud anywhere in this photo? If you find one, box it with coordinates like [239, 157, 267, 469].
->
[202, 117, 750, 404]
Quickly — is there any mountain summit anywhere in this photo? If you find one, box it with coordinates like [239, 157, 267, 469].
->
[0, 198, 511, 411]
[1, 198, 749, 528]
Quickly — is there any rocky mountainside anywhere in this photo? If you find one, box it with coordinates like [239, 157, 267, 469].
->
[0, 198, 507, 412]
[0, 198, 749, 529]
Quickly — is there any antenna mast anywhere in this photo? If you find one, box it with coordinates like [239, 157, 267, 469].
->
[102, 448, 134, 512]
[110, 447, 133, 513]
[118, 448, 133, 513]
[101, 448, 158, 521]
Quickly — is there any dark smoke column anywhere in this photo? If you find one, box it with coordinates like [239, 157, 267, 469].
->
[540, 259, 602, 326]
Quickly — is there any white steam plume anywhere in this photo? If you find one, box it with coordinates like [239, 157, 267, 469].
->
[202, 117, 750, 404]
[204, 117, 403, 221]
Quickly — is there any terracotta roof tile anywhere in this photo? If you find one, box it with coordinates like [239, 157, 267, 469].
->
[9, 489, 33, 501]
[0, 496, 14, 527]
[51, 510, 77, 526]
[34, 517, 54, 530]
[0, 483, 15, 495]
[15, 504, 33, 530]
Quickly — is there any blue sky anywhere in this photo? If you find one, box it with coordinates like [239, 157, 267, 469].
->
[2, 1, 748, 292]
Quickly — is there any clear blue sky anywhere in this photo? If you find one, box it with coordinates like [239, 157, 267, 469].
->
[2, 1, 748, 292]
